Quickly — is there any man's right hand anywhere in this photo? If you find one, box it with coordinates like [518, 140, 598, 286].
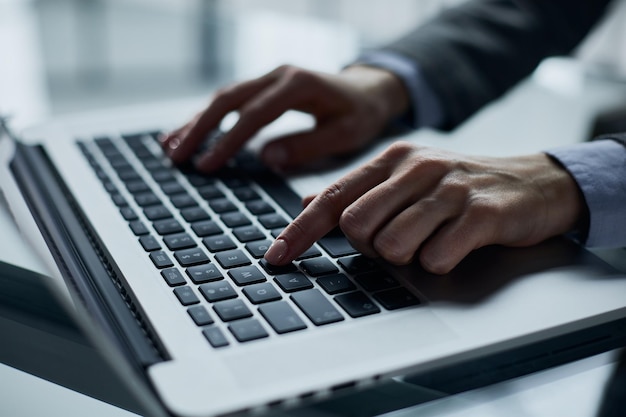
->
[160, 64, 409, 172]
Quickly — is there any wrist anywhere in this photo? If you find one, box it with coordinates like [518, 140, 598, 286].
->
[341, 65, 410, 124]
[535, 153, 588, 238]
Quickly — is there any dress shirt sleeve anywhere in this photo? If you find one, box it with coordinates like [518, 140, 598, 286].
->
[546, 140, 626, 247]
[354, 51, 445, 129]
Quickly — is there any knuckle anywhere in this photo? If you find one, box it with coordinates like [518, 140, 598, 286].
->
[383, 141, 415, 160]
[238, 102, 262, 120]
[438, 177, 470, 200]
[465, 196, 501, 224]
[281, 66, 315, 86]
[317, 182, 344, 208]
[339, 208, 368, 243]
[419, 250, 452, 275]
[373, 233, 413, 265]
[212, 85, 236, 103]
[273, 64, 296, 75]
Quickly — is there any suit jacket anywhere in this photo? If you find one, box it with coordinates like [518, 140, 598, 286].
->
[381, 0, 613, 130]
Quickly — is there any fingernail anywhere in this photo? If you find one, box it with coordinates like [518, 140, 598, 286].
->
[264, 238, 288, 264]
[166, 137, 181, 156]
[263, 146, 288, 167]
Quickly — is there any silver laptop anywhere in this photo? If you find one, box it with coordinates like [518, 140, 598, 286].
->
[1, 102, 625, 417]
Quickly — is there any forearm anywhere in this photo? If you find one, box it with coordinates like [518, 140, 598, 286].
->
[375, 0, 611, 130]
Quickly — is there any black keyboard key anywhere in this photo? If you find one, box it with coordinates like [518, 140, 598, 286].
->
[174, 247, 210, 267]
[199, 281, 237, 302]
[274, 273, 313, 292]
[153, 218, 184, 235]
[245, 239, 272, 258]
[228, 265, 266, 286]
[171, 193, 198, 209]
[186, 263, 223, 284]
[355, 272, 399, 292]
[242, 282, 281, 304]
[209, 198, 237, 213]
[338, 255, 380, 275]
[188, 306, 214, 326]
[143, 158, 165, 172]
[197, 184, 224, 200]
[203, 235, 237, 252]
[161, 268, 186, 286]
[221, 212, 251, 228]
[335, 291, 380, 318]
[151, 170, 175, 183]
[180, 207, 210, 222]
[317, 274, 356, 295]
[163, 233, 196, 250]
[232, 225, 265, 243]
[233, 187, 259, 202]
[300, 258, 339, 277]
[134, 192, 160, 207]
[203, 326, 229, 348]
[94, 136, 115, 148]
[245, 200, 274, 215]
[221, 176, 248, 189]
[229, 319, 268, 342]
[139, 235, 161, 251]
[150, 251, 174, 268]
[215, 249, 251, 269]
[108, 154, 130, 169]
[257, 213, 289, 229]
[120, 207, 138, 221]
[318, 229, 358, 258]
[191, 220, 222, 237]
[258, 301, 307, 334]
[173, 286, 199, 305]
[117, 167, 141, 182]
[103, 180, 117, 193]
[112, 193, 128, 207]
[213, 299, 252, 322]
[291, 289, 343, 326]
[374, 288, 420, 310]
[143, 205, 172, 221]
[129, 220, 149, 236]
[295, 246, 322, 260]
[125, 180, 150, 194]
[160, 181, 185, 195]
[184, 171, 212, 186]
[122, 132, 146, 147]
[259, 259, 297, 275]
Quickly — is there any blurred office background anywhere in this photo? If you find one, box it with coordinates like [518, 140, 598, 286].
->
[1, 0, 625, 128]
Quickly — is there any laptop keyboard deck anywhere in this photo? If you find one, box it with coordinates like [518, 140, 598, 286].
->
[76, 131, 420, 348]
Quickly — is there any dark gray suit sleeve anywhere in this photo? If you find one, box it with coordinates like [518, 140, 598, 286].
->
[381, 0, 611, 130]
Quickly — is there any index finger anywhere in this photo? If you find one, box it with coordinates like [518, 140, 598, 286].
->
[166, 72, 278, 164]
[264, 162, 388, 265]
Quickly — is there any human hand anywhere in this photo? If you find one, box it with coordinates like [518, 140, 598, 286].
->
[264, 142, 586, 274]
[161, 65, 409, 172]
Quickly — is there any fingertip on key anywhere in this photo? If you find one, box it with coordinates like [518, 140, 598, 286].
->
[264, 238, 288, 264]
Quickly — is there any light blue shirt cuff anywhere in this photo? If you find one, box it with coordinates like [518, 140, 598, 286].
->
[546, 140, 626, 247]
[355, 51, 444, 129]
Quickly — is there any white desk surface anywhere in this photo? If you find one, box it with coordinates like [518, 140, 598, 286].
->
[1, 59, 626, 416]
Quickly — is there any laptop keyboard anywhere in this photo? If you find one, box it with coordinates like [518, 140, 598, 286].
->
[76, 131, 420, 348]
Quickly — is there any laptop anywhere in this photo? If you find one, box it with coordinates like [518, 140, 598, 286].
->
[1, 101, 626, 417]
